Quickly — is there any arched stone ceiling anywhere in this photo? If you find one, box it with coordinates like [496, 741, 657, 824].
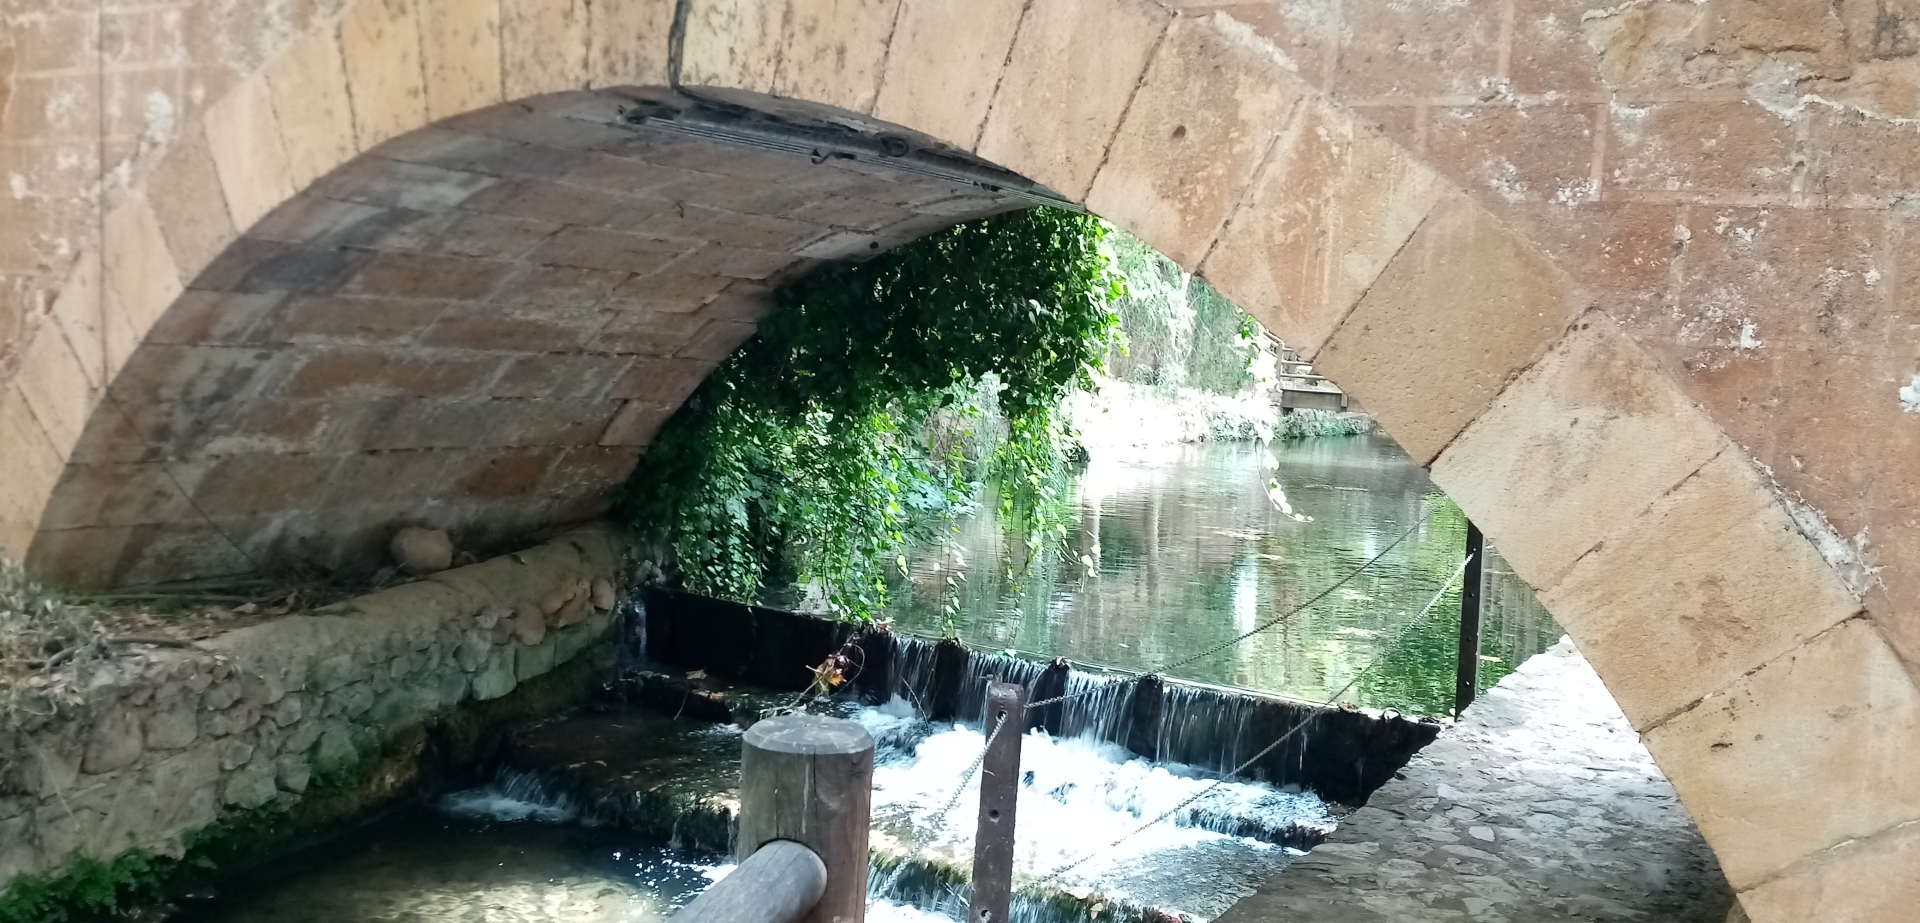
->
[27, 91, 1042, 585]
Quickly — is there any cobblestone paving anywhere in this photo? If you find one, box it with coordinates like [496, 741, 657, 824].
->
[1216, 639, 1739, 923]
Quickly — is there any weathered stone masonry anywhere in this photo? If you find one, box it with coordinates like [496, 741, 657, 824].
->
[2, 1, 1919, 919]
[0, 524, 622, 887]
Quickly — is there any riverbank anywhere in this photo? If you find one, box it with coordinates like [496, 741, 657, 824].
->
[1215, 638, 1737, 922]
[0, 526, 625, 921]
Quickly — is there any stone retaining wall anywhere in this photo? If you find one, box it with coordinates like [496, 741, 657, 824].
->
[0, 523, 624, 891]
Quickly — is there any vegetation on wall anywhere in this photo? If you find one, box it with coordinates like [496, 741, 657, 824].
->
[619, 207, 1123, 619]
[1103, 230, 1262, 397]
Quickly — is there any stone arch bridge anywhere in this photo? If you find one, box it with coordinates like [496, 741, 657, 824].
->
[1, 1, 1917, 919]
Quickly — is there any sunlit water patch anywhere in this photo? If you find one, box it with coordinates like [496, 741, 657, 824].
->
[170, 810, 728, 923]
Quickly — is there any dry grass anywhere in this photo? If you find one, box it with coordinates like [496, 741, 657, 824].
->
[0, 559, 369, 695]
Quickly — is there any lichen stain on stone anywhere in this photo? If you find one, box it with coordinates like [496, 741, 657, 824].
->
[1581, 0, 1920, 123]
[1900, 374, 1920, 414]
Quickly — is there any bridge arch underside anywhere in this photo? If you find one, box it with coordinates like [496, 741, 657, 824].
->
[2, 3, 1918, 920]
[29, 91, 1041, 587]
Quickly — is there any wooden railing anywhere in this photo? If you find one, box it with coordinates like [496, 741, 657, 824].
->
[672, 713, 875, 923]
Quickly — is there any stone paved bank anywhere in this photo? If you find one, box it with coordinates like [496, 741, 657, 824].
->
[0, 524, 622, 891]
[1218, 639, 1739, 923]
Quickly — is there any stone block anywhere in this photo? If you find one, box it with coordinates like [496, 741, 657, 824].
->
[526, 225, 694, 274]
[1645, 619, 1920, 889]
[219, 739, 255, 772]
[607, 356, 714, 402]
[1085, 14, 1301, 268]
[223, 760, 278, 809]
[1543, 449, 1862, 729]
[419, 0, 504, 121]
[0, 390, 65, 559]
[82, 709, 143, 774]
[588, 0, 673, 87]
[599, 400, 674, 447]
[1311, 192, 1581, 465]
[340, 0, 429, 148]
[346, 252, 516, 300]
[283, 719, 323, 755]
[484, 399, 620, 447]
[604, 272, 734, 314]
[975, 0, 1169, 199]
[276, 755, 312, 794]
[420, 305, 596, 353]
[473, 649, 518, 699]
[1330, 0, 1503, 97]
[1608, 100, 1794, 200]
[311, 724, 360, 773]
[436, 671, 472, 708]
[1425, 104, 1598, 210]
[308, 652, 359, 693]
[142, 696, 199, 751]
[146, 132, 239, 285]
[312, 158, 501, 213]
[1430, 314, 1729, 588]
[492, 264, 627, 308]
[203, 73, 297, 232]
[677, 0, 783, 97]
[515, 637, 558, 680]
[1203, 100, 1442, 357]
[267, 28, 361, 191]
[872, 0, 1024, 147]
[501, 0, 589, 98]
[511, 602, 548, 646]
[1739, 818, 1920, 923]
[772, 0, 902, 115]
[102, 194, 186, 376]
[13, 318, 99, 462]
[676, 319, 756, 362]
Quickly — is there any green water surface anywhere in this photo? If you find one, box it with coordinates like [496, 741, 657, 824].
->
[876, 436, 1561, 717]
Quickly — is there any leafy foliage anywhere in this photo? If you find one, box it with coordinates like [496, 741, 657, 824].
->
[619, 207, 1122, 619]
[0, 851, 169, 923]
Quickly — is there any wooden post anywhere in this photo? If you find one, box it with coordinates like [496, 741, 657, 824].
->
[740, 714, 875, 923]
[672, 840, 826, 923]
[1454, 521, 1485, 718]
[970, 682, 1027, 923]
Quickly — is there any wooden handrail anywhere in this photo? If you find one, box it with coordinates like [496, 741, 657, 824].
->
[672, 840, 827, 923]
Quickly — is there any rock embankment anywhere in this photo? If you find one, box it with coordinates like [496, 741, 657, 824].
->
[0, 524, 624, 893]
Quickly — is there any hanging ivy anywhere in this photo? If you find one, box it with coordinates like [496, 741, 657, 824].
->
[618, 207, 1123, 619]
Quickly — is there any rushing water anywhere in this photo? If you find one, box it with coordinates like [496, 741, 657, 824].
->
[873, 436, 1561, 717]
[178, 689, 1330, 923]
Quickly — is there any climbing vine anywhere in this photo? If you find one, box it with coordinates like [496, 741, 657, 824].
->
[619, 207, 1123, 619]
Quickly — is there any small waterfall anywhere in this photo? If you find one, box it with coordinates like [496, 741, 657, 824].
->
[885, 634, 1135, 741]
[1151, 682, 1264, 773]
[438, 766, 592, 824]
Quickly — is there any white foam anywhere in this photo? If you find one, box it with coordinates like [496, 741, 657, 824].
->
[862, 712, 1332, 904]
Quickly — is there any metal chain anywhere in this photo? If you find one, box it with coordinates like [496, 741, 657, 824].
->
[1030, 552, 1474, 887]
[1024, 505, 1438, 712]
[924, 708, 1011, 839]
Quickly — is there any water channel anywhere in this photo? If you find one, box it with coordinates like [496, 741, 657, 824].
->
[171, 434, 1564, 923]
[879, 436, 1560, 717]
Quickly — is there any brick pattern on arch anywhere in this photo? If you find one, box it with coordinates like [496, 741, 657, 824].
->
[22, 91, 1024, 586]
[2, 0, 1918, 919]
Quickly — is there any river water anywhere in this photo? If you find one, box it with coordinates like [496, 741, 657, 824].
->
[879, 436, 1560, 717]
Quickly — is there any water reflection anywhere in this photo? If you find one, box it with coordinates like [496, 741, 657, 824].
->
[879, 436, 1561, 716]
